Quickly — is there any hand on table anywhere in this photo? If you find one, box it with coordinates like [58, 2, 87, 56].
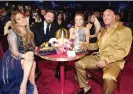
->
[80, 42, 88, 51]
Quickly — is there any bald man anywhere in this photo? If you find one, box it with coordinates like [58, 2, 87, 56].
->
[75, 9, 132, 94]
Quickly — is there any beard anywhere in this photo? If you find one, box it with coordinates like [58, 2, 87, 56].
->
[46, 20, 52, 24]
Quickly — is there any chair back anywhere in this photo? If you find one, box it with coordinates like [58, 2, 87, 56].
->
[0, 35, 8, 60]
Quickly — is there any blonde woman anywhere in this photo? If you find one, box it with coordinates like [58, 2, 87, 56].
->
[0, 12, 38, 94]
[69, 13, 89, 51]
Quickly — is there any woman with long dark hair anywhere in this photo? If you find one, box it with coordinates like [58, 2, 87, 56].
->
[86, 14, 101, 43]
[55, 12, 67, 29]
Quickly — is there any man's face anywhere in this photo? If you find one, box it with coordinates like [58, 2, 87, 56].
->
[103, 10, 115, 25]
[44, 12, 54, 24]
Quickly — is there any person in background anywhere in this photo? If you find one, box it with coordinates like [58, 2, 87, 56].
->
[0, 8, 10, 35]
[93, 11, 101, 20]
[55, 12, 67, 30]
[75, 9, 132, 94]
[86, 14, 101, 43]
[115, 13, 123, 26]
[0, 12, 38, 94]
[40, 8, 46, 21]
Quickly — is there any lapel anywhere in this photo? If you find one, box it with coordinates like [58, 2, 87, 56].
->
[50, 23, 53, 33]
[44, 22, 52, 34]
[40, 22, 44, 35]
[98, 28, 105, 48]
[98, 25, 119, 49]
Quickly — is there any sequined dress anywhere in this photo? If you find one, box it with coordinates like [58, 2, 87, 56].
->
[0, 30, 34, 94]
[73, 28, 86, 52]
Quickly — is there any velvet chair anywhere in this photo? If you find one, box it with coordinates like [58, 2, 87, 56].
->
[0, 35, 8, 60]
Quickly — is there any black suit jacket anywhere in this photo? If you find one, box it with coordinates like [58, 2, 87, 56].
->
[30, 21, 59, 47]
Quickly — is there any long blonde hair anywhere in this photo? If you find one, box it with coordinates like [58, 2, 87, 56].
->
[10, 12, 34, 47]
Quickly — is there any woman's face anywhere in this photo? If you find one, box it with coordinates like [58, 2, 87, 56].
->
[41, 9, 46, 16]
[58, 14, 62, 20]
[90, 15, 95, 23]
[75, 15, 84, 27]
[15, 13, 27, 27]
[87, 16, 91, 22]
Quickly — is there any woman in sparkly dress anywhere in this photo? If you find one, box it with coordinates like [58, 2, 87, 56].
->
[69, 13, 89, 52]
[0, 12, 38, 94]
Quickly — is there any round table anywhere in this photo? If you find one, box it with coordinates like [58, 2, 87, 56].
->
[39, 52, 85, 94]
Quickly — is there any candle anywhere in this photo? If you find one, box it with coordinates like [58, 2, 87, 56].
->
[61, 30, 64, 44]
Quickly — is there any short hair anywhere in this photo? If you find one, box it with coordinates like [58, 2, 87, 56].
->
[103, 9, 115, 16]
[46, 10, 55, 16]
[103, 8, 115, 13]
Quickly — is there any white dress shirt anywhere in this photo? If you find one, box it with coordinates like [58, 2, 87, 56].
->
[44, 21, 51, 34]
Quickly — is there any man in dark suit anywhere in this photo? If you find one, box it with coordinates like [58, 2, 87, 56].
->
[31, 10, 58, 47]
[30, 10, 59, 80]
